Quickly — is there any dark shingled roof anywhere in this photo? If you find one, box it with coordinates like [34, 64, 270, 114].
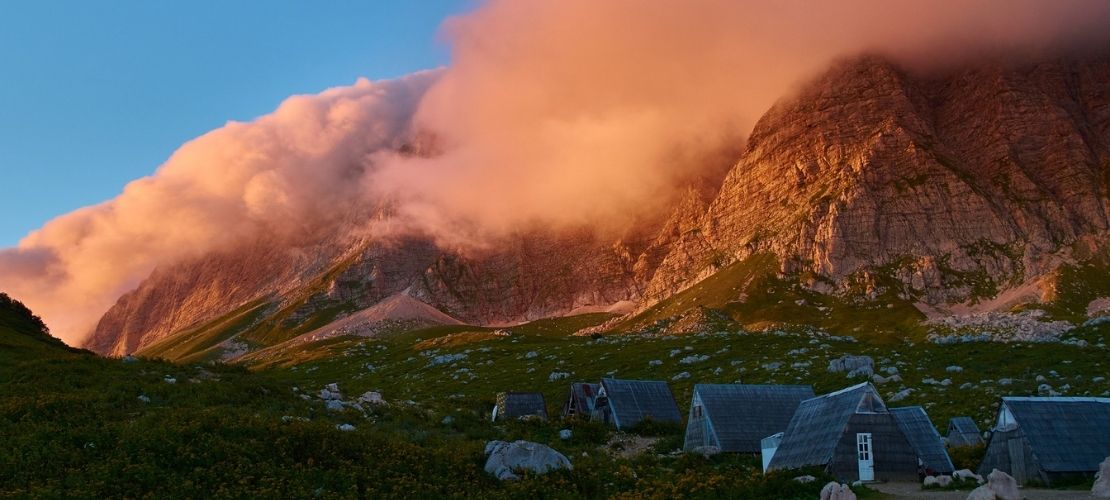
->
[496, 392, 548, 420]
[949, 416, 980, 436]
[691, 384, 815, 452]
[601, 378, 682, 429]
[891, 406, 955, 474]
[768, 383, 886, 470]
[999, 397, 1110, 473]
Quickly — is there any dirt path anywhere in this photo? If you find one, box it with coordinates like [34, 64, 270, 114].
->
[867, 482, 1087, 499]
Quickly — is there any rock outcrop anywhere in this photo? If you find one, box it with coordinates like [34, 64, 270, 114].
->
[483, 440, 572, 481]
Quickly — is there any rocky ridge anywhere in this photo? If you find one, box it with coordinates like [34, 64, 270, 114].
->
[89, 54, 1110, 356]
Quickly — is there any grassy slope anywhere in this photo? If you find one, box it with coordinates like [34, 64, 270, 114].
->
[613, 253, 925, 342]
[1, 301, 835, 498]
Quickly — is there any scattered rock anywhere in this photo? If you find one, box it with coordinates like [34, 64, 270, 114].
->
[679, 354, 709, 365]
[953, 469, 983, 484]
[137, 395, 150, 403]
[357, 391, 387, 405]
[946, 365, 963, 373]
[888, 388, 914, 402]
[325, 400, 345, 412]
[794, 475, 816, 484]
[923, 476, 939, 487]
[163, 376, 177, 384]
[484, 440, 572, 481]
[559, 429, 572, 440]
[648, 359, 663, 367]
[548, 371, 570, 381]
[525, 351, 538, 359]
[937, 475, 953, 487]
[335, 424, 356, 432]
[828, 355, 873, 377]
[672, 371, 691, 381]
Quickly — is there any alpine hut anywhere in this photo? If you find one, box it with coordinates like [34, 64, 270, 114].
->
[491, 392, 548, 422]
[595, 378, 682, 430]
[978, 397, 1110, 485]
[562, 382, 602, 419]
[890, 406, 955, 475]
[683, 384, 815, 454]
[765, 383, 921, 482]
[946, 416, 984, 448]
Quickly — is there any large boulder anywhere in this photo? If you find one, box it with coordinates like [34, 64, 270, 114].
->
[986, 469, 1020, 500]
[484, 440, 572, 481]
[1094, 457, 1110, 498]
[819, 482, 857, 500]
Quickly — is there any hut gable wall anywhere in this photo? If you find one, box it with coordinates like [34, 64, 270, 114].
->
[829, 413, 919, 482]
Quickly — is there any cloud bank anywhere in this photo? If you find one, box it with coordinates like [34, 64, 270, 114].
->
[3, 0, 1110, 345]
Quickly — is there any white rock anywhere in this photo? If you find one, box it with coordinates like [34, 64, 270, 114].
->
[559, 429, 572, 440]
[986, 469, 1020, 500]
[819, 482, 857, 500]
[953, 469, 984, 484]
[484, 440, 572, 481]
[888, 388, 914, 402]
[672, 371, 691, 381]
[946, 365, 964, 373]
[335, 423, 356, 432]
[828, 355, 873, 377]
[548, 371, 570, 381]
[966, 485, 995, 500]
[679, 354, 709, 365]
[1093, 456, 1110, 498]
[937, 475, 953, 487]
[163, 376, 176, 384]
[358, 391, 387, 405]
[793, 475, 816, 483]
[325, 400, 345, 412]
[137, 395, 150, 403]
[648, 359, 663, 367]
[923, 476, 939, 487]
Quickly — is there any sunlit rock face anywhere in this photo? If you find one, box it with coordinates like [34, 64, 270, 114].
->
[88, 55, 1110, 354]
[643, 55, 1110, 305]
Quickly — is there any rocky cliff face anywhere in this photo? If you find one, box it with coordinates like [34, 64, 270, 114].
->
[88, 55, 1110, 355]
[643, 55, 1110, 306]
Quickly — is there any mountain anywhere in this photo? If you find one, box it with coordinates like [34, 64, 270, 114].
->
[89, 54, 1110, 357]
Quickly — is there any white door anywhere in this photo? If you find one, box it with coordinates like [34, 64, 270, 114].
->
[856, 433, 875, 481]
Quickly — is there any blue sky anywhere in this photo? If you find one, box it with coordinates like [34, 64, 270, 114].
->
[0, 1, 473, 247]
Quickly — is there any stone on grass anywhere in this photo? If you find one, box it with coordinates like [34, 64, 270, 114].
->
[357, 391, 386, 405]
[793, 475, 816, 484]
[335, 423, 356, 432]
[819, 482, 857, 500]
[923, 476, 939, 487]
[1093, 456, 1110, 498]
[484, 440, 572, 481]
[936, 475, 953, 487]
[953, 469, 983, 484]
[559, 429, 572, 440]
[325, 400, 345, 412]
[827, 355, 873, 377]
[137, 394, 150, 403]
